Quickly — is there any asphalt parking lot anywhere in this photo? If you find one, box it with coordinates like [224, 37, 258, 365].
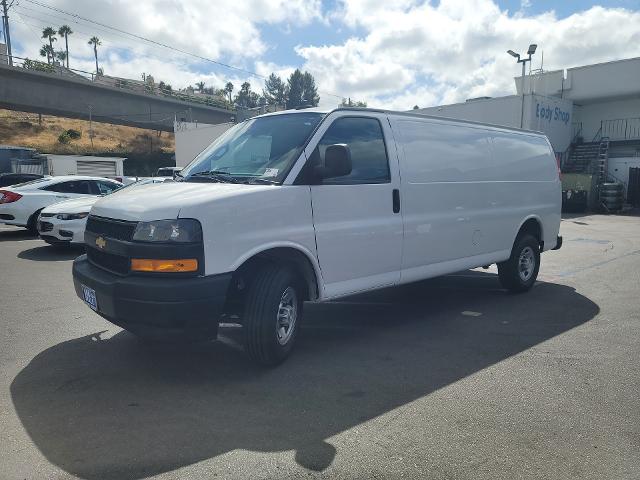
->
[1, 214, 639, 480]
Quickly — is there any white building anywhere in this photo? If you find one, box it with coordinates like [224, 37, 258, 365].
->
[173, 120, 233, 168]
[414, 57, 640, 197]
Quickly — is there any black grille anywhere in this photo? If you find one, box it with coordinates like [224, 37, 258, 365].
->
[86, 215, 136, 241]
[40, 212, 55, 218]
[39, 221, 53, 232]
[87, 247, 130, 275]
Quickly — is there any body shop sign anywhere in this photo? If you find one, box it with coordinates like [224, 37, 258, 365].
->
[536, 103, 570, 125]
[527, 95, 573, 152]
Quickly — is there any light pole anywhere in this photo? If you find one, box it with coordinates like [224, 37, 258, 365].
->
[507, 44, 537, 128]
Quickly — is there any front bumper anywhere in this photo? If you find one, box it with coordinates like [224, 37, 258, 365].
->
[72, 255, 232, 340]
[38, 216, 86, 244]
[552, 235, 563, 250]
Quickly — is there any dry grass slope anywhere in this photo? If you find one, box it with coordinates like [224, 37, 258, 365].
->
[0, 109, 175, 155]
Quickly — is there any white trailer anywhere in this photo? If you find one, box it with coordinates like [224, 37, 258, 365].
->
[44, 155, 125, 177]
[12, 154, 125, 178]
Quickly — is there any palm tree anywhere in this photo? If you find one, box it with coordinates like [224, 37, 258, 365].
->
[195, 81, 205, 93]
[88, 36, 101, 75]
[225, 82, 234, 104]
[58, 25, 73, 68]
[55, 50, 67, 65]
[41, 27, 57, 57]
[39, 44, 55, 64]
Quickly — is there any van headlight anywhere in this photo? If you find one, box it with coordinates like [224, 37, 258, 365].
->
[132, 219, 202, 243]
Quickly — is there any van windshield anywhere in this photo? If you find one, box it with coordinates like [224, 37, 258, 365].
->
[180, 112, 325, 184]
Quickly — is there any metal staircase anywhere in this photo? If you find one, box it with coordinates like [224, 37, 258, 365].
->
[562, 142, 601, 173]
[562, 138, 610, 176]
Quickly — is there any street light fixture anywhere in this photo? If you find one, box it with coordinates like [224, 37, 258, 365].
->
[507, 44, 537, 128]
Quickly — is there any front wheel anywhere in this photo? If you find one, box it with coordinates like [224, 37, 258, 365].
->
[498, 234, 540, 293]
[243, 265, 303, 366]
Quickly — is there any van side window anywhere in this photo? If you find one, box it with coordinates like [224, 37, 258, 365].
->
[311, 117, 390, 185]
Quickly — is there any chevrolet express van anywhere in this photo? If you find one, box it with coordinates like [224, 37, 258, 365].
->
[72, 108, 562, 365]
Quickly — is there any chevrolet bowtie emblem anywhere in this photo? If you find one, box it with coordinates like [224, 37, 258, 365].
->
[95, 236, 106, 249]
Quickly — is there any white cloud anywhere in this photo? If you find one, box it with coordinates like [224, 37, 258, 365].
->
[296, 0, 640, 109]
[10, 0, 321, 91]
[7, 0, 640, 112]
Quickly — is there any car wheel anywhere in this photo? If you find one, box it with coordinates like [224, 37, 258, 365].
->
[26, 209, 43, 235]
[498, 234, 540, 293]
[244, 264, 303, 366]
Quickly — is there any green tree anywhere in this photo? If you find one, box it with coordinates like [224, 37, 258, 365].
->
[234, 81, 262, 108]
[41, 27, 57, 59]
[195, 81, 205, 93]
[286, 69, 320, 108]
[55, 50, 67, 64]
[286, 69, 304, 108]
[263, 73, 287, 106]
[225, 82, 234, 104]
[58, 25, 73, 68]
[301, 71, 320, 106]
[88, 36, 101, 75]
[39, 44, 54, 64]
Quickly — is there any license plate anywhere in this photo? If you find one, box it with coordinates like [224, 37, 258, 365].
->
[81, 284, 98, 311]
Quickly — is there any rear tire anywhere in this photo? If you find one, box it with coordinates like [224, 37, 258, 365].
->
[243, 265, 303, 366]
[498, 234, 540, 293]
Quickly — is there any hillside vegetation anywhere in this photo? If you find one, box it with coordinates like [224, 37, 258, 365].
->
[0, 109, 175, 155]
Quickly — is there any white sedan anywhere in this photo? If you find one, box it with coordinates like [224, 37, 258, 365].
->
[0, 176, 122, 233]
[37, 177, 168, 245]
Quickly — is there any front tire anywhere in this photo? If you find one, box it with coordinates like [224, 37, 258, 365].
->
[243, 265, 303, 366]
[498, 234, 540, 293]
[26, 209, 43, 235]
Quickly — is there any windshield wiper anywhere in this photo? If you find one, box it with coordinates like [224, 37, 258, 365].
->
[188, 170, 241, 184]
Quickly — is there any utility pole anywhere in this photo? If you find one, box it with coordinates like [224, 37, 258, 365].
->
[1, 0, 14, 66]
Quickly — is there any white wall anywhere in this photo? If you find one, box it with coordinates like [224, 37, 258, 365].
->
[574, 98, 640, 142]
[174, 121, 233, 167]
[415, 95, 523, 128]
[414, 94, 573, 153]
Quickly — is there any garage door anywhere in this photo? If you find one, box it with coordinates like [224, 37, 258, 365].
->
[77, 161, 117, 177]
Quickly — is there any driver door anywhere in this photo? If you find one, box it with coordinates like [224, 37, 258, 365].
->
[299, 113, 403, 299]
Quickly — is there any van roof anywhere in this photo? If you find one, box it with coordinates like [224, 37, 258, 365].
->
[259, 107, 545, 136]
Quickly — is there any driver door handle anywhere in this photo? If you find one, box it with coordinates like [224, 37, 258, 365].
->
[392, 189, 400, 213]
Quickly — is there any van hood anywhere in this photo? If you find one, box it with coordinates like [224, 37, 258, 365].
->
[43, 196, 98, 214]
[90, 182, 273, 221]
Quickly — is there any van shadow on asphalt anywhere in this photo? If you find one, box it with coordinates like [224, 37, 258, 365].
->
[17, 244, 85, 261]
[10, 272, 599, 480]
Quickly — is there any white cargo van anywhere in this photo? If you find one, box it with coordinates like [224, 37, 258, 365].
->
[72, 108, 562, 365]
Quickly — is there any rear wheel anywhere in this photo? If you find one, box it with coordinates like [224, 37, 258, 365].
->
[498, 234, 540, 293]
[243, 265, 303, 366]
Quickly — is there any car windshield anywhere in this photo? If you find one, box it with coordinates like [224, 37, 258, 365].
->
[180, 112, 325, 184]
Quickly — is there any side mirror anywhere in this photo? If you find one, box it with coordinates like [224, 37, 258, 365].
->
[315, 144, 352, 180]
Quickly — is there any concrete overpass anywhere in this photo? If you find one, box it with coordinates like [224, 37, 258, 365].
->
[0, 64, 235, 132]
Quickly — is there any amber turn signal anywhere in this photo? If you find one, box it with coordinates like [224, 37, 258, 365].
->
[131, 258, 198, 272]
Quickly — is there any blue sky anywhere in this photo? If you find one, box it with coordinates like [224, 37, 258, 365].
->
[6, 0, 640, 109]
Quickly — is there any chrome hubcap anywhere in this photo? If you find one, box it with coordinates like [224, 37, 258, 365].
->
[276, 287, 298, 346]
[518, 246, 536, 282]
